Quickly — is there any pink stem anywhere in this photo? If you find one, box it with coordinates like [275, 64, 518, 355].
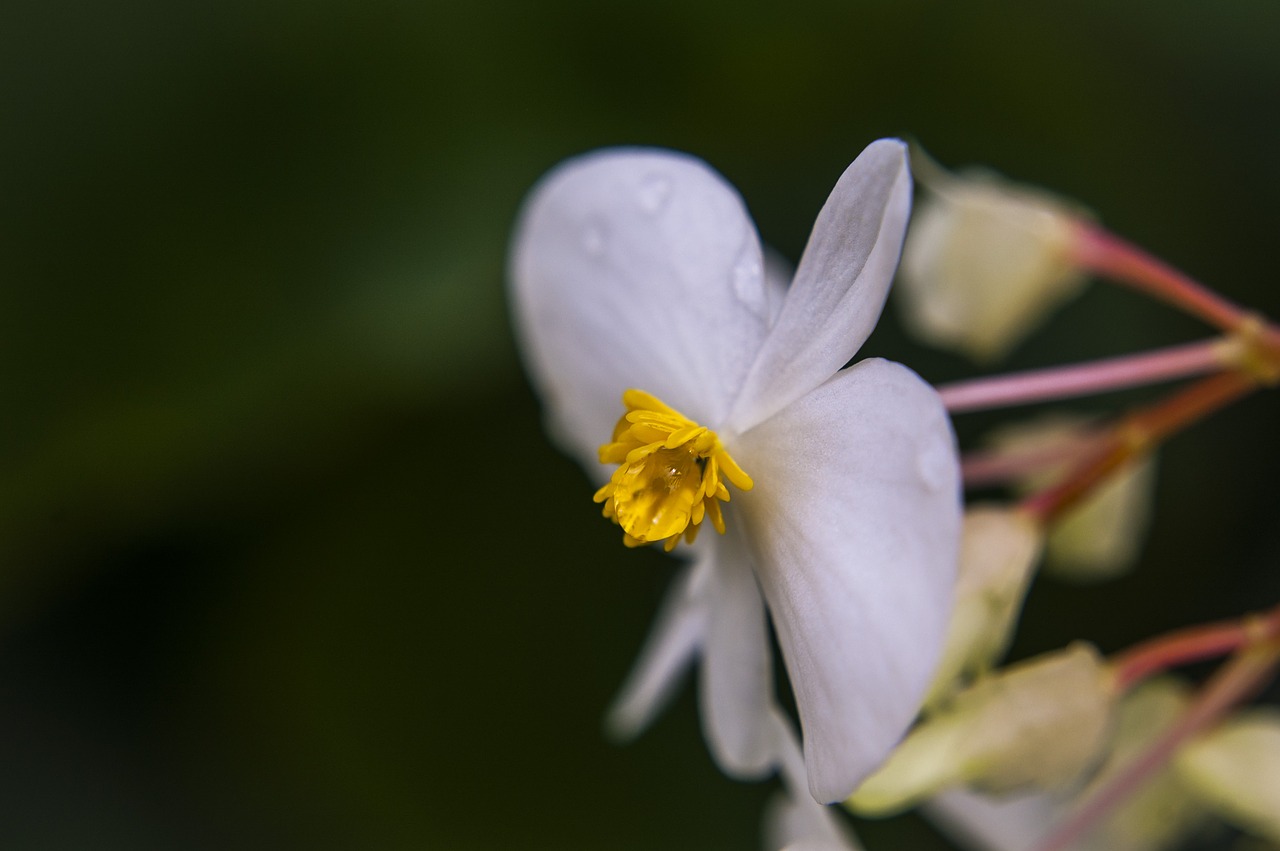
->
[938, 338, 1227, 414]
[1071, 223, 1252, 333]
[1035, 640, 1280, 851]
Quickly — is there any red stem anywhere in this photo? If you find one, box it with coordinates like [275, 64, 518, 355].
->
[1021, 371, 1256, 522]
[1111, 605, 1280, 692]
[1071, 223, 1252, 333]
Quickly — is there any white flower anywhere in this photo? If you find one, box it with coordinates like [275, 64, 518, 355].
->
[510, 140, 962, 802]
[895, 152, 1091, 362]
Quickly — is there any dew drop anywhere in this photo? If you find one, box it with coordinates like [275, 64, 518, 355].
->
[582, 220, 607, 255]
[637, 174, 671, 214]
[916, 439, 954, 492]
[732, 252, 767, 318]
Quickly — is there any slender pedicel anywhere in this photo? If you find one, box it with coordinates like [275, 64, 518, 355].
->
[937, 338, 1230, 414]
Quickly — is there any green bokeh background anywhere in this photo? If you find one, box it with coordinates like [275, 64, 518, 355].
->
[4, 2, 1279, 848]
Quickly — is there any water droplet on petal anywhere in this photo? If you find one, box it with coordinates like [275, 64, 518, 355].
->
[637, 174, 671, 214]
[732, 252, 767, 318]
[582, 220, 607, 255]
[916, 438, 955, 492]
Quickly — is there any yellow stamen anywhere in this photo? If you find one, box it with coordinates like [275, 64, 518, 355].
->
[594, 389, 753, 550]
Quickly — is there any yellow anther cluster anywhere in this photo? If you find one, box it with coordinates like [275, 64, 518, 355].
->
[594, 390, 753, 551]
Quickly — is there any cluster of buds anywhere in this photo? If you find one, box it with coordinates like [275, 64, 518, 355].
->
[846, 149, 1280, 851]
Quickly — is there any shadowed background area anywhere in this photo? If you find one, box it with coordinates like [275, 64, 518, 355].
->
[3, 1, 1279, 848]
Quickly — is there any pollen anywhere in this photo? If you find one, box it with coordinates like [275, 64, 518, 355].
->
[593, 389, 753, 552]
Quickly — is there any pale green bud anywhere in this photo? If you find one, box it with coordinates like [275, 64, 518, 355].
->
[924, 506, 1043, 709]
[1176, 708, 1280, 842]
[897, 151, 1091, 362]
[849, 644, 1116, 817]
[922, 678, 1208, 851]
[1077, 678, 1209, 850]
[987, 415, 1156, 581]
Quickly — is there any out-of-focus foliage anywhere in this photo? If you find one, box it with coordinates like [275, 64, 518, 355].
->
[3, 1, 1279, 848]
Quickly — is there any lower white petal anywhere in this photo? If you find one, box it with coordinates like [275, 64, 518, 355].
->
[734, 358, 962, 803]
[766, 711, 865, 851]
[605, 562, 707, 742]
[924, 788, 1058, 851]
[698, 530, 775, 779]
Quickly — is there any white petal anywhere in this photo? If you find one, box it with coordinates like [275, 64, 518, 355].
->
[605, 562, 707, 741]
[765, 790, 864, 851]
[698, 531, 775, 779]
[510, 149, 771, 468]
[727, 140, 912, 432]
[925, 788, 1058, 851]
[767, 712, 865, 851]
[734, 358, 961, 802]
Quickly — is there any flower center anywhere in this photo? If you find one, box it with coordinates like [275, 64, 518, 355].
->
[593, 389, 753, 551]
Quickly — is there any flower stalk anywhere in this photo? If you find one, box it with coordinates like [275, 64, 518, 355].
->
[937, 338, 1231, 414]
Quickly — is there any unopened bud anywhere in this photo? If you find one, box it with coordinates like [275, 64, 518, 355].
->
[848, 644, 1115, 817]
[1176, 708, 1280, 843]
[987, 415, 1156, 581]
[897, 151, 1091, 362]
[1078, 677, 1208, 850]
[922, 678, 1207, 851]
[924, 506, 1043, 709]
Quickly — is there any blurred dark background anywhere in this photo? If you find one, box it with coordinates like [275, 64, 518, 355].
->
[3, 1, 1279, 848]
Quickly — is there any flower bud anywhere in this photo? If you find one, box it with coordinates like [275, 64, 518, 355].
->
[1076, 677, 1208, 850]
[923, 678, 1205, 851]
[896, 152, 1091, 362]
[987, 415, 1156, 581]
[848, 644, 1116, 817]
[923, 506, 1043, 709]
[1176, 708, 1280, 842]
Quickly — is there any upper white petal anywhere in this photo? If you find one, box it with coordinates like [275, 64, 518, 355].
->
[733, 358, 961, 803]
[510, 148, 770, 468]
[727, 140, 913, 432]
